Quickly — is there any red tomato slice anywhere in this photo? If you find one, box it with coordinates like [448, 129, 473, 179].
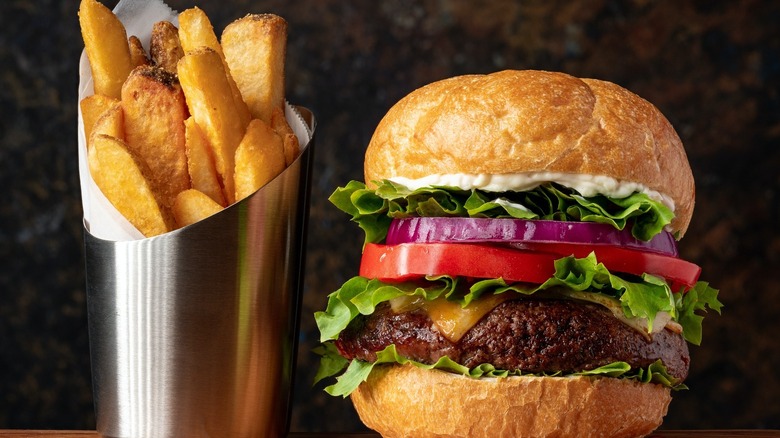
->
[360, 242, 558, 284]
[510, 241, 701, 289]
[360, 242, 702, 290]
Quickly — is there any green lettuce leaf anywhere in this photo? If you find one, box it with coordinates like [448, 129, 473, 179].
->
[313, 253, 721, 395]
[328, 180, 675, 244]
[314, 253, 712, 343]
[676, 281, 723, 345]
[315, 344, 686, 397]
[317, 178, 719, 398]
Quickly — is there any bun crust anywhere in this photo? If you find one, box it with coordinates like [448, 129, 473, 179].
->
[351, 364, 672, 438]
[364, 70, 694, 235]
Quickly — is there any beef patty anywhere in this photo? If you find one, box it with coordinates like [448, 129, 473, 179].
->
[335, 298, 690, 382]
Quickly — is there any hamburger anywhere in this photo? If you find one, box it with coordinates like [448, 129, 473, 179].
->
[314, 70, 722, 437]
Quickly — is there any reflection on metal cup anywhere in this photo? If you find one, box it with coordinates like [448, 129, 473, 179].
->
[84, 110, 315, 438]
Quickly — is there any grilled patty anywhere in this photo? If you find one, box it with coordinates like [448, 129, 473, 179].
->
[335, 298, 690, 381]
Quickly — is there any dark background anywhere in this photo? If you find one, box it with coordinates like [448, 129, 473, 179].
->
[1, 0, 778, 433]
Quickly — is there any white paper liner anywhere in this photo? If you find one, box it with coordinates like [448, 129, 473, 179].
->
[77, 0, 312, 242]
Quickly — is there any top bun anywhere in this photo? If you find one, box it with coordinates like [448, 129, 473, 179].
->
[364, 70, 695, 236]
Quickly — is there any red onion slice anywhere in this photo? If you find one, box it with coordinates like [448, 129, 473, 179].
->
[386, 217, 678, 257]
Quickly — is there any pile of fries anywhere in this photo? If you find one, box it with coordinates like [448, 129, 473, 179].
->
[78, 0, 299, 237]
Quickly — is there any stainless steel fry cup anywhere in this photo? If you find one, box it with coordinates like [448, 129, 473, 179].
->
[84, 109, 315, 438]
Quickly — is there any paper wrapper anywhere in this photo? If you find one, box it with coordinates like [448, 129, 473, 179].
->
[77, 0, 313, 241]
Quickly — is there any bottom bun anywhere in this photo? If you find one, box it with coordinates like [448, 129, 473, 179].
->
[350, 364, 672, 438]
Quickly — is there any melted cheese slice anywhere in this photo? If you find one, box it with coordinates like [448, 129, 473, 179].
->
[562, 290, 678, 340]
[389, 293, 514, 343]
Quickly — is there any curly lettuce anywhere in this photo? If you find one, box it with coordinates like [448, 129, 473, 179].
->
[314, 343, 687, 398]
[316, 180, 720, 398]
[315, 254, 721, 345]
[313, 254, 721, 396]
[328, 180, 675, 244]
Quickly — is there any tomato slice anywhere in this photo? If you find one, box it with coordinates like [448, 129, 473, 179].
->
[360, 242, 558, 284]
[360, 242, 702, 290]
[510, 241, 701, 289]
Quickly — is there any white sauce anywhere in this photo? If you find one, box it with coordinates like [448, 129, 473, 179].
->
[389, 172, 676, 212]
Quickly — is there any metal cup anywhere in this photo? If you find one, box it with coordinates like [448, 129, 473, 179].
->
[84, 109, 315, 438]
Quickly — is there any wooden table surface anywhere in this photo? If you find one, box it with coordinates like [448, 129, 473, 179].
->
[0, 434, 381, 438]
[1, 431, 779, 437]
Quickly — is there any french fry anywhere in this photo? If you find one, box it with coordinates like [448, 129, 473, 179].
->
[88, 102, 124, 152]
[185, 117, 227, 207]
[177, 7, 223, 56]
[78, 0, 133, 99]
[172, 189, 224, 228]
[121, 65, 190, 211]
[80, 94, 119, 145]
[270, 106, 299, 166]
[234, 119, 286, 201]
[88, 134, 171, 237]
[128, 35, 150, 67]
[177, 7, 252, 127]
[222, 14, 287, 123]
[150, 21, 184, 73]
[178, 47, 249, 205]
[78, 4, 298, 234]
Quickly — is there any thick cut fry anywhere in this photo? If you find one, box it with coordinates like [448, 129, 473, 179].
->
[78, 0, 133, 99]
[234, 119, 286, 201]
[177, 7, 251, 127]
[222, 14, 287, 123]
[177, 7, 223, 57]
[89, 102, 124, 152]
[178, 48, 249, 205]
[172, 189, 224, 228]
[121, 65, 190, 211]
[150, 21, 184, 73]
[128, 35, 150, 67]
[88, 134, 170, 237]
[270, 106, 299, 165]
[184, 117, 227, 206]
[80, 94, 119, 145]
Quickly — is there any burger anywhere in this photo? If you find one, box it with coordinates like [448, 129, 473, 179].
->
[314, 70, 721, 437]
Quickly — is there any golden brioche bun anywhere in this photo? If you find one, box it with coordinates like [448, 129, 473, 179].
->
[351, 364, 672, 438]
[364, 70, 694, 236]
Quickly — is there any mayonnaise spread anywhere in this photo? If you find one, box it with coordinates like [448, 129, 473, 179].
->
[389, 172, 675, 212]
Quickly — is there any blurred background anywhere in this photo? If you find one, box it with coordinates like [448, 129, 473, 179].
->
[1, 0, 778, 433]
